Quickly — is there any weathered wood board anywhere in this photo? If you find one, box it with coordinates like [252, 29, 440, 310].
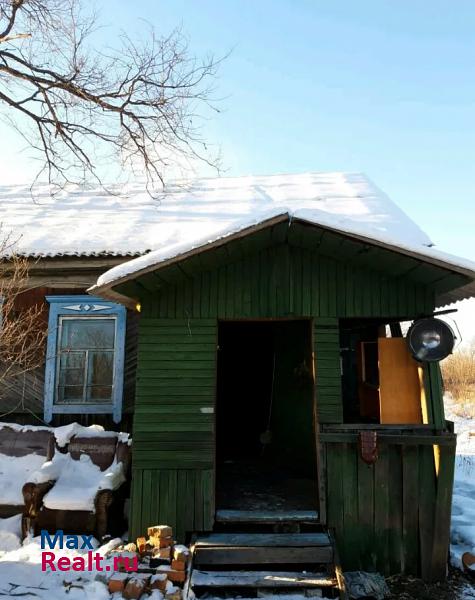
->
[191, 570, 336, 588]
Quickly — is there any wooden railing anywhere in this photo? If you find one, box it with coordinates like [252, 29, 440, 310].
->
[320, 424, 456, 581]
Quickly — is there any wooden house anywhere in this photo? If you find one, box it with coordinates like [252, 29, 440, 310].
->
[2, 173, 475, 581]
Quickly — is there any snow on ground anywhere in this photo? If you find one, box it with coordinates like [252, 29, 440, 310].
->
[446, 396, 475, 570]
[0, 514, 22, 552]
[0, 524, 117, 600]
[0, 453, 48, 505]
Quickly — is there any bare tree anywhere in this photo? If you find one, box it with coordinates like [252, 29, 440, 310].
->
[0, 0, 221, 191]
[0, 236, 46, 391]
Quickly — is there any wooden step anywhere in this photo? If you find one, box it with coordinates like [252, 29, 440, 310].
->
[195, 532, 331, 547]
[191, 569, 337, 589]
[194, 546, 333, 565]
[193, 532, 333, 566]
[216, 510, 319, 524]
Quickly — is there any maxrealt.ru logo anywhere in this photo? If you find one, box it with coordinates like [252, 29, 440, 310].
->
[40, 530, 138, 572]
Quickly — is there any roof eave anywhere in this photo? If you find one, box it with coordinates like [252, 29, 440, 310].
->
[89, 214, 475, 307]
[88, 213, 291, 301]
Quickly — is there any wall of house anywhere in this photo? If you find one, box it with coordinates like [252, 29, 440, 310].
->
[0, 288, 138, 431]
[129, 241, 438, 541]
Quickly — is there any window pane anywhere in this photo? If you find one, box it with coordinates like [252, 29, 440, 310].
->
[57, 352, 85, 401]
[59, 352, 85, 370]
[89, 351, 114, 386]
[59, 367, 83, 387]
[57, 385, 84, 403]
[88, 385, 113, 402]
[60, 319, 115, 350]
[86, 351, 114, 403]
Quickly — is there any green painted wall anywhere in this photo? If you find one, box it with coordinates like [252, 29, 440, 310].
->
[130, 318, 216, 540]
[129, 241, 437, 540]
[322, 430, 456, 581]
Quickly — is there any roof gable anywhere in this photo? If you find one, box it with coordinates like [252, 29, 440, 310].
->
[92, 215, 473, 309]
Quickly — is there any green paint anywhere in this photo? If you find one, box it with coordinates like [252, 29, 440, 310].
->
[124, 228, 456, 564]
[325, 434, 456, 578]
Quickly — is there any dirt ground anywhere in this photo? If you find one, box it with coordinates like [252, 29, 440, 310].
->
[386, 567, 475, 600]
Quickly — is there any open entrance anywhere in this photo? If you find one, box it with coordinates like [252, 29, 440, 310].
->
[216, 320, 318, 514]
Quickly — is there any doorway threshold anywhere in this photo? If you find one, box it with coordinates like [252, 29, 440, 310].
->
[215, 509, 319, 525]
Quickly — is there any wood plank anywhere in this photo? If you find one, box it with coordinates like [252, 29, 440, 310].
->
[342, 443, 359, 570]
[418, 445, 436, 580]
[430, 443, 456, 581]
[323, 424, 433, 431]
[379, 338, 423, 424]
[191, 570, 336, 588]
[195, 532, 331, 547]
[129, 469, 143, 539]
[194, 546, 334, 565]
[402, 445, 419, 575]
[176, 470, 187, 542]
[357, 453, 375, 570]
[326, 445, 344, 561]
[388, 443, 403, 574]
[215, 510, 319, 524]
[374, 443, 390, 574]
[427, 363, 446, 430]
[321, 432, 456, 445]
[202, 468, 214, 531]
[328, 529, 348, 600]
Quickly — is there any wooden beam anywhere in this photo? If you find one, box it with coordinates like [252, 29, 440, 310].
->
[320, 432, 456, 445]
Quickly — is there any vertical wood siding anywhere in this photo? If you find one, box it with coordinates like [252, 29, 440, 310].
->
[144, 246, 434, 322]
[130, 242, 436, 539]
[323, 432, 456, 580]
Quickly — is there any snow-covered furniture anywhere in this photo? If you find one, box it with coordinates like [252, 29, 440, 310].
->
[0, 425, 55, 524]
[27, 433, 130, 539]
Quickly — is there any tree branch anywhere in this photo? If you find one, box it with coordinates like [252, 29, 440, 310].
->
[0, 0, 222, 193]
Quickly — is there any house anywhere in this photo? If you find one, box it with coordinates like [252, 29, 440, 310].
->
[2, 172, 475, 581]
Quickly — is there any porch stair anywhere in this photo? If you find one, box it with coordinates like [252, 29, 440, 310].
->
[190, 530, 346, 598]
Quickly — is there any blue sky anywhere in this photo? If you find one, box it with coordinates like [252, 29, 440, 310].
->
[108, 0, 475, 258]
[4, 1, 474, 256]
[1, 1, 474, 334]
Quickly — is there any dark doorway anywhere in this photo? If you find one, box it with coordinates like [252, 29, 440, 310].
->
[216, 320, 318, 513]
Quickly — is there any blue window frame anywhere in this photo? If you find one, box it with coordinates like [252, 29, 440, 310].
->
[44, 296, 126, 423]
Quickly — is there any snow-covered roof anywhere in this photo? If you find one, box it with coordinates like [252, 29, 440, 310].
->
[85, 171, 475, 294]
[0, 172, 432, 258]
[1, 172, 474, 298]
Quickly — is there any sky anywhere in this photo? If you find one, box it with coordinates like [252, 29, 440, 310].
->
[0, 1, 474, 339]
